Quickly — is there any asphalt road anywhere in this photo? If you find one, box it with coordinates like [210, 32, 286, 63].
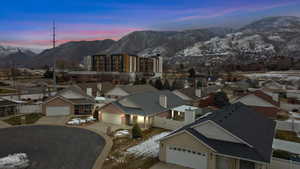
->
[0, 125, 106, 169]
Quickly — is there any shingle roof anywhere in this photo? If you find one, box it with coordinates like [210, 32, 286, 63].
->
[118, 85, 158, 94]
[165, 102, 276, 163]
[0, 99, 16, 106]
[236, 90, 280, 107]
[77, 82, 115, 97]
[113, 90, 187, 116]
[177, 86, 221, 100]
[177, 87, 199, 100]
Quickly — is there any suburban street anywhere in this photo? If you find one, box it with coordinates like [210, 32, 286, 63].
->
[0, 125, 106, 169]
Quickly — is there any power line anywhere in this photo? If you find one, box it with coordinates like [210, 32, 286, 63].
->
[52, 20, 57, 94]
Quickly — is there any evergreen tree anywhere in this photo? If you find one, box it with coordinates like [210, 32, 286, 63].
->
[213, 91, 230, 108]
[163, 79, 171, 90]
[140, 77, 147, 84]
[154, 78, 163, 90]
[148, 79, 154, 86]
[197, 80, 203, 88]
[132, 123, 143, 139]
[188, 68, 196, 78]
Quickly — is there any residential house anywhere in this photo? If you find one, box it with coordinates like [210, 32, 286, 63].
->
[233, 90, 282, 119]
[173, 86, 221, 106]
[230, 80, 252, 96]
[104, 84, 158, 99]
[76, 82, 115, 97]
[173, 87, 203, 105]
[42, 86, 95, 116]
[98, 90, 186, 128]
[158, 102, 276, 169]
[0, 98, 17, 117]
[170, 105, 212, 123]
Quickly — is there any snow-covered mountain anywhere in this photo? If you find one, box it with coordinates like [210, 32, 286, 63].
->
[168, 16, 300, 65]
[0, 45, 38, 67]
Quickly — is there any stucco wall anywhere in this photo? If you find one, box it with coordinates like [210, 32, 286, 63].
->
[159, 132, 216, 169]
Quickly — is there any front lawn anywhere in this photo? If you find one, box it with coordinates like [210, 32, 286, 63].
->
[0, 88, 16, 94]
[103, 128, 168, 169]
[3, 113, 43, 125]
[276, 130, 300, 143]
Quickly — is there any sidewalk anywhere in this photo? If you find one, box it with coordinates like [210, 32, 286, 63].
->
[0, 120, 10, 128]
[273, 139, 300, 154]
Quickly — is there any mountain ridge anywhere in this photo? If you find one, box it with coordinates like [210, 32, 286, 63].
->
[1, 16, 300, 68]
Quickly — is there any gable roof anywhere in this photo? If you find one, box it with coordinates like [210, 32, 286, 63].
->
[113, 90, 187, 116]
[177, 86, 222, 100]
[162, 102, 276, 163]
[117, 84, 158, 94]
[0, 98, 17, 106]
[44, 95, 74, 105]
[76, 82, 115, 97]
[235, 90, 280, 107]
[248, 106, 280, 119]
[57, 85, 95, 100]
[177, 87, 199, 100]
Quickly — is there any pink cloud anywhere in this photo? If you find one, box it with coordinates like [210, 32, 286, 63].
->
[1, 25, 142, 49]
[176, 1, 300, 21]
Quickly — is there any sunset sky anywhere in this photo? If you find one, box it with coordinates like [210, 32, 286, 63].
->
[1, 0, 300, 49]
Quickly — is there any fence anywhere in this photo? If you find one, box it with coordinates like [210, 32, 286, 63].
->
[271, 157, 300, 169]
[276, 120, 300, 133]
[153, 116, 185, 130]
[18, 104, 42, 114]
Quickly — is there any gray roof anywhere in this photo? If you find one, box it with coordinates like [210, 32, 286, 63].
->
[0, 99, 16, 107]
[113, 90, 187, 116]
[177, 87, 200, 100]
[167, 102, 276, 163]
[77, 82, 115, 97]
[178, 86, 222, 99]
[117, 84, 158, 94]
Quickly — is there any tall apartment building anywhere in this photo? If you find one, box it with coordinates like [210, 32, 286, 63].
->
[84, 54, 163, 74]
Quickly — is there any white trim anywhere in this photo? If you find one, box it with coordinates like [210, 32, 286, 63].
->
[215, 152, 268, 165]
[159, 130, 217, 152]
[44, 95, 74, 105]
[191, 120, 253, 148]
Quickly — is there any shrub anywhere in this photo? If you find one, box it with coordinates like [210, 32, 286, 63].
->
[132, 123, 143, 139]
[273, 150, 293, 160]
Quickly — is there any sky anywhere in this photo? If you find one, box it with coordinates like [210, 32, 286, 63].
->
[0, 0, 300, 50]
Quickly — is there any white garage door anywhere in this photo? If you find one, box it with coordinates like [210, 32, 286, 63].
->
[101, 112, 122, 125]
[166, 146, 207, 169]
[46, 106, 71, 116]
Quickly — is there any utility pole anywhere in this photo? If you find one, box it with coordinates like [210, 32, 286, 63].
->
[52, 20, 57, 95]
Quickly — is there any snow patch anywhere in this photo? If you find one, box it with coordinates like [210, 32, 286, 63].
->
[127, 132, 170, 157]
[0, 153, 29, 169]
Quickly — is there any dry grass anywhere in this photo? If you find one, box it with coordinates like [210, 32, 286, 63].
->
[4, 113, 43, 125]
[276, 130, 300, 143]
[103, 128, 167, 169]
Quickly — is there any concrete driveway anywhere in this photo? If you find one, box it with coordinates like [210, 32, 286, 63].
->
[0, 120, 10, 128]
[150, 162, 192, 169]
[86, 121, 131, 134]
[36, 116, 70, 125]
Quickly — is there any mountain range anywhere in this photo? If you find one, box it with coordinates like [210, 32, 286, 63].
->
[1, 16, 300, 68]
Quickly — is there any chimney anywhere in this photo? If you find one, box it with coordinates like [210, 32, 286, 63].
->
[97, 83, 102, 91]
[86, 88, 93, 97]
[159, 95, 167, 108]
[195, 89, 202, 98]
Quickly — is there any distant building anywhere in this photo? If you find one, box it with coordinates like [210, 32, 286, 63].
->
[84, 54, 163, 74]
